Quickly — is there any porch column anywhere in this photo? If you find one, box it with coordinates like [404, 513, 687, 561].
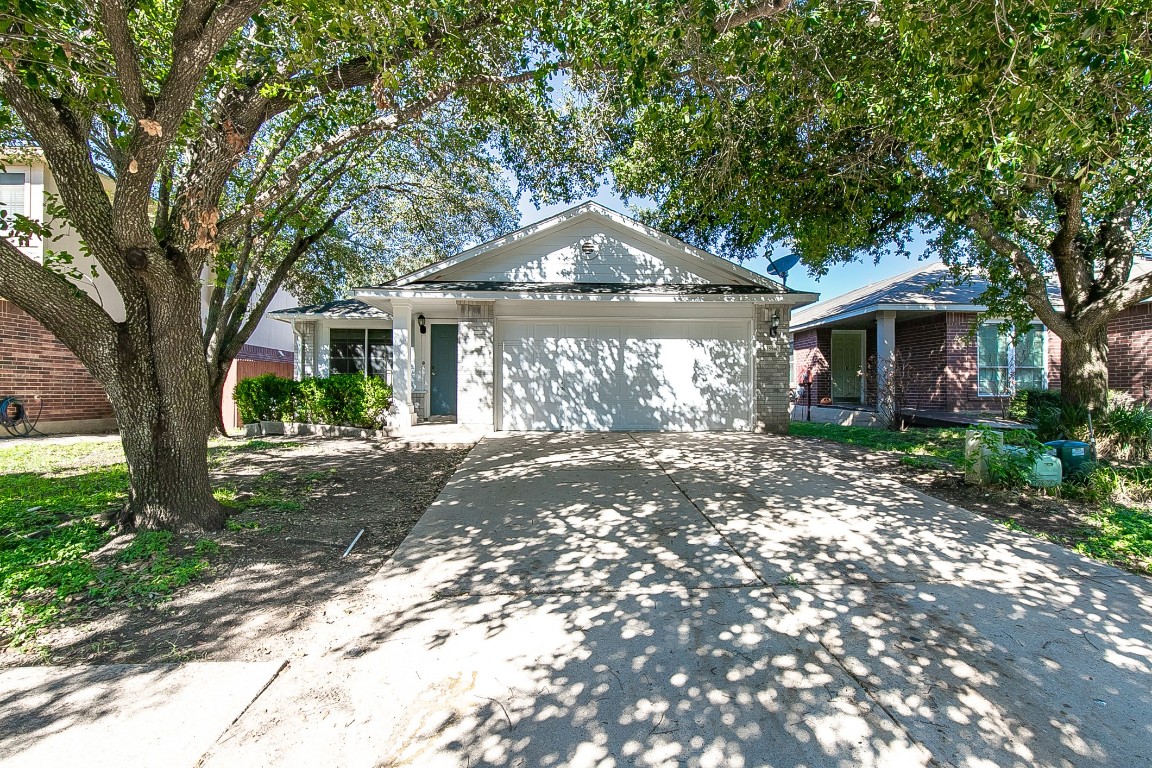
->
[457, 300, 496, 428]
[391, 300, 415, 427]
[876, 311, 897, 411]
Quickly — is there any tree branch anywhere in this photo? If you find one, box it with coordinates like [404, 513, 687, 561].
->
[0, 239, 119, 376]
[966, 207, 1075, 337]
[98, 0, 151, 118]
[715, 0, 793, 33]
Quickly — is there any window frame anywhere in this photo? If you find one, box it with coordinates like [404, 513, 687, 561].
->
[976, 321, 1048, 397]
[0, 166, 31, 239]
[327, 327, 393, 382]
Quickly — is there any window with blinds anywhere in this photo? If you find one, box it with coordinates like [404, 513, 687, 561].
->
[0, 172, 26, 228]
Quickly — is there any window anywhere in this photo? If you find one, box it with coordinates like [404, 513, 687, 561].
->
[0, 172, 27, 232]
[977, 323, 1046, 396]
[329, 328, 392, 380]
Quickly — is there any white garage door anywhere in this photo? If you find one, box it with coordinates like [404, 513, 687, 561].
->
[499, 320, 753, 431]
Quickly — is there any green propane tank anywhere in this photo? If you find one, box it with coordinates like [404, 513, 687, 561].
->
[1043, 440, 1094, 480]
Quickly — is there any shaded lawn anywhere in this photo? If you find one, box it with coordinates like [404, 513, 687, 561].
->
[790, 421, 1152, 575]
[0, 437, 296, 647]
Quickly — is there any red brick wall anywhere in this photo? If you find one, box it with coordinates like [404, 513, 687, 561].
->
[0, 299, 115, 424]
[895, 315, 948, 409]
[792, 328, 832, 403]
[1108, 303, 1152, 399]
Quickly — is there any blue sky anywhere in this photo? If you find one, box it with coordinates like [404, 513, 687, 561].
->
[516, 184, 931, 304]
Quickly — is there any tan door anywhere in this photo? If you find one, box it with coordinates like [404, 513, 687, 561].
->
[831, 331, 863, 401]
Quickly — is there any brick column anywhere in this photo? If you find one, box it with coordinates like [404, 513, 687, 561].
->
[754, 303, 792, 434]
[457, 300, 495, 428]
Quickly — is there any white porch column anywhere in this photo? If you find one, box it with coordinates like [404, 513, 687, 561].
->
[391, 300, 415, 426]
[876, 311, 897, 411]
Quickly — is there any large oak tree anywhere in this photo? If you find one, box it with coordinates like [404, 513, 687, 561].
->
[607, 0, 1152, 410]
[0, 0, 593, 531]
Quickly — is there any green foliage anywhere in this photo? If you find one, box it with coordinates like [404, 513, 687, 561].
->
[234, 374, 392, 429]
[234, 374, 298, 423]
[1098, 401, 1152, 461]
[981, 429, 1048, 489]
[789, 422, 966, 464]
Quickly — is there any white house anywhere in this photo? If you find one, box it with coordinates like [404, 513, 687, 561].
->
[273, 203, 818, 432]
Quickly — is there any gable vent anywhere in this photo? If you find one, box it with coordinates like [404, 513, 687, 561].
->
[579, 239, 599, 257]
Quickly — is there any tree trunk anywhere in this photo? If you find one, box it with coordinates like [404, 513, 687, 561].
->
[1059, 327, 1109, 412]
[105, 276, 228, 532]
[208, 361, 231, 437]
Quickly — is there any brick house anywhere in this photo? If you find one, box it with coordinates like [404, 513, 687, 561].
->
[791, 262, 1152, 419]
[1, 151, 294, 434]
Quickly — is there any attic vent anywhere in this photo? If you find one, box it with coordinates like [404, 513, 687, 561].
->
[579, 239, 599, 257]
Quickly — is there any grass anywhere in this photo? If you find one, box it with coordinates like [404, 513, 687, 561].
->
[789, 421, 968, 464]
[0, 436, 292, 646]
[790, 421, 1152, 575]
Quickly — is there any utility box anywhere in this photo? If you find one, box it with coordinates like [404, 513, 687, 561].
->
[1044, 440, 1094, 479]
[965, 429, 1003, 485]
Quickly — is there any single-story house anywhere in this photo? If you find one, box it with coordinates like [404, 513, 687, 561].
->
[271, 202, 818, 432]
[790, 261, 1152, 418]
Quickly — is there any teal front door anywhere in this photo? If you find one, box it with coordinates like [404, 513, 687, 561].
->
[430, 324, 458, 416]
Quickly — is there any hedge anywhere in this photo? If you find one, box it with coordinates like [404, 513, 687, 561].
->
[234, 373, 392, 429]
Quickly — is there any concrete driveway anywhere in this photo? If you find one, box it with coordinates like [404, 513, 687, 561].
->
[206, 432, 1152, 768]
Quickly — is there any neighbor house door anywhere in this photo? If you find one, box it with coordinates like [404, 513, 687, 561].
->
[429, 324, 458, 416]
[830, 330, 864, 402]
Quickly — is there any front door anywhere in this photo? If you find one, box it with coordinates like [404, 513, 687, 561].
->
[430, 323, 458, 417]
[830, 331, 864, 402]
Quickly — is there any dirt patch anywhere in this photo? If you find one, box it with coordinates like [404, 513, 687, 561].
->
[1, 437, 473, 667]
[799, 436, 1119, 561]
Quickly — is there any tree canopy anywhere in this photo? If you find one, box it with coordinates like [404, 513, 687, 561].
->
[608, 0, 1152, 408]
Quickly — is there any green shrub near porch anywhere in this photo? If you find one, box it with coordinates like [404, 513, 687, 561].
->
[234, 373, 392, 429]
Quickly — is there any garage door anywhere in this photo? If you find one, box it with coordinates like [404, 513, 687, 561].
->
[498, 320, 753, 431]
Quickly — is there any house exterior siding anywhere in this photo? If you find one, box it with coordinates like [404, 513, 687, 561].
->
[1108, 304, 1152, 399]
[792, 328, 832, 403]
[0, 299, 116, 430]
[895, 315, 948, 410]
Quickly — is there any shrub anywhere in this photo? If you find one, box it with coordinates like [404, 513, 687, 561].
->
[234, 373, 297, 423]
[1099, 400, 1152, 461]
[233, 374, 392, 429]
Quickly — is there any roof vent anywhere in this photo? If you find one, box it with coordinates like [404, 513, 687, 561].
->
[579, 239, 599, 257]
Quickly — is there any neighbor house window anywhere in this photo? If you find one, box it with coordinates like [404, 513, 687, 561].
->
[0, 172, 27, 236]
[977, 323, 1046, 396]
[329, 328, 393, 380]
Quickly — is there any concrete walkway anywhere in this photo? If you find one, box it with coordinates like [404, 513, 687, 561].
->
[200, 432, 1152, 768]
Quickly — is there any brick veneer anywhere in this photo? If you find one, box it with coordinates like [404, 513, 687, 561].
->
[0, 299, 115, 424]
[754, 305, 792, 433]
[1108, 303, 1152, 399]
[797, 306, 1152, 415]
[895, 315, 948, 409]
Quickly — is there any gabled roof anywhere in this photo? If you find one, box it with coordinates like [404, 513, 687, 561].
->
[791, 262, 1054, 330]
[378, 201, 792, 292]
[792, 257, 1152, 331]
[269, 298, 388, 321]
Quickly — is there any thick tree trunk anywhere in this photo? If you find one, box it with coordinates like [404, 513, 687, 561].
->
[1059, 327, 1109, 412]
[116, 403, 226, 532]
[105, 274, 228, 532]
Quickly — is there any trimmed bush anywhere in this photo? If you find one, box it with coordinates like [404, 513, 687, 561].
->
[233, 374, 392, 429]
[234, 373, 296, 423]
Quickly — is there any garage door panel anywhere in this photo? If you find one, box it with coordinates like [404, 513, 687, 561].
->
[500, 320, 751, 431]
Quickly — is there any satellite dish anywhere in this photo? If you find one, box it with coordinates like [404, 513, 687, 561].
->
[765, 253, 801, 287]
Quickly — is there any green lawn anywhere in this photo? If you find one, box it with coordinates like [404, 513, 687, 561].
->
[0, 436, 289, 647]
[789, 421, 1152, 575]
[789, 421, 968, 464]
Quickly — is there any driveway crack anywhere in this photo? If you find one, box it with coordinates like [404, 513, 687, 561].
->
[626, 434, 771, 589]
